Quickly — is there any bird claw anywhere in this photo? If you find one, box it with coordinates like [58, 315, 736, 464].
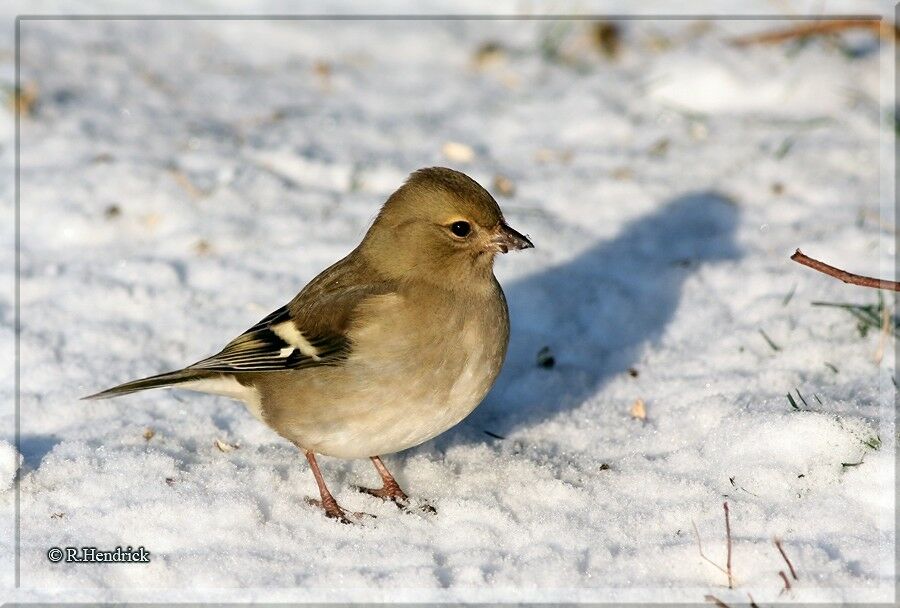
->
[355, 483, 408, 503]
[304, 496, 375, 523]
[354, 485, 437, 515]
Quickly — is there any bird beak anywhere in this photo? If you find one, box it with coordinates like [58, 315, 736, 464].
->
[491, 222, 534, 254]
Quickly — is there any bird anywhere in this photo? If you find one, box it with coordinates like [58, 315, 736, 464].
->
[85, 166, 533, 523]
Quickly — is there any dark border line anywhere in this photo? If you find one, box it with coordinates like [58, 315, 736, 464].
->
[14, 13, 21, 592]
[892, 0, 900, 601]
[16, 13, 882, 21]
[11, 11, 889, 600]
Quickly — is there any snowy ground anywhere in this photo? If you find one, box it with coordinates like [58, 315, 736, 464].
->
[0, 3, 896, 604]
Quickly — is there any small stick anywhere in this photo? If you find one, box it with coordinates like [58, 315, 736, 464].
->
[791, 249, 900, 292]
[723, 502, 734, 589]
[704, 595, 731, 608]
[692, 520, 728, 576]
[779, 570, 793, 593]
[168, 166, 205, 200]
[731, 19, 898, 46]
[774, 537, 798, 580]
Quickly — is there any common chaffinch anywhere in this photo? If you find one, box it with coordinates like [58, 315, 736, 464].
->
[87, 167, 533, 522]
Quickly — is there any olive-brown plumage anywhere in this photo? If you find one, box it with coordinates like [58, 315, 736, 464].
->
[86, 167, 533, 522]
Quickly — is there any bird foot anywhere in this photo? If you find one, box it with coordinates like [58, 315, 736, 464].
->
[304, 496, 375, 524]
[356, 481, 409, 503]
[354, 484, 437, 514]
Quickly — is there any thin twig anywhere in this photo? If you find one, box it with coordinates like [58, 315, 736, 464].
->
[168, 166, 205, 200]
[692, 520, 728, 576]
[731, 19, 899, 46]
[786, 393, 800, 410]
[779, 570, 793, 593]
[774, 538, 798, 580]
[724, 502, 734, 589]
[758, 329, 781, 352]
[791, 249, 900, 292]
[704, 595, 731, 608]
[782, 283, 797, 306]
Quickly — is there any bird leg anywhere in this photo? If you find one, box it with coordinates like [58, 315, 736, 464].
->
[356, 456, 437, 514]
[358, 456, 409, 503]
[304, 450, 354, 524]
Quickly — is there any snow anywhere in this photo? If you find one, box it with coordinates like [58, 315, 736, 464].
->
[1, 3, 896, 604]
[0, 443, 19, 492]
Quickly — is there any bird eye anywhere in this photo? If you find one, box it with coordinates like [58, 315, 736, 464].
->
[450, 221, 471, 238]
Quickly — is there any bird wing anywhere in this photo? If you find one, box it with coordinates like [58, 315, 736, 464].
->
[187, 255, 395, 374]
[185, 305, 350, 373]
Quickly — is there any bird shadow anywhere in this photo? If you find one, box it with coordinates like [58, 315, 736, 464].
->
[434, 190, 742, 449]
[17, 433, 62, 471]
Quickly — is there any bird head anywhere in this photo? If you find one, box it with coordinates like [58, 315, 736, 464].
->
[361, 167, 533, 287]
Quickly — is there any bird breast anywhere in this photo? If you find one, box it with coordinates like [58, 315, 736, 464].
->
[269, 284, 509, 459]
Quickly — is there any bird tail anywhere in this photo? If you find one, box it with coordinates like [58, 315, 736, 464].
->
[82, 369, 211, 400]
